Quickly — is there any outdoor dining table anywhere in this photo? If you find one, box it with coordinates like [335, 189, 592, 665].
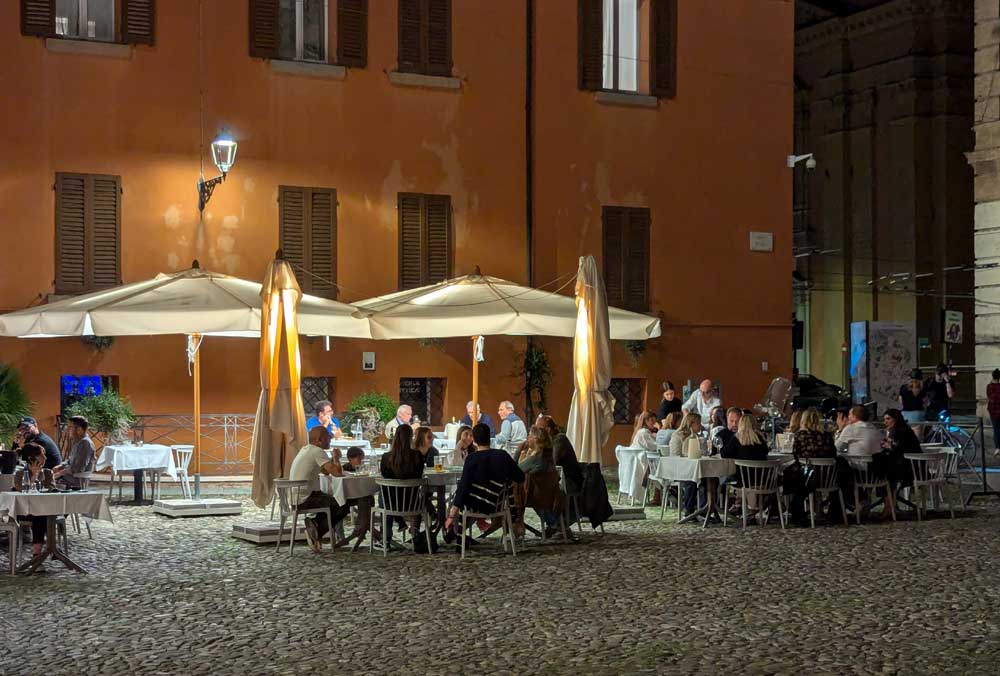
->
[655, 456, 736, 527]
[0, 490, 112, 574]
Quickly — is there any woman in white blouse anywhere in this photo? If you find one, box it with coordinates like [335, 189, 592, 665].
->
[630, 411, 659, 452]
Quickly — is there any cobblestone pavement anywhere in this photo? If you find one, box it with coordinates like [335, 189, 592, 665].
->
[2, 486, 1000, 676]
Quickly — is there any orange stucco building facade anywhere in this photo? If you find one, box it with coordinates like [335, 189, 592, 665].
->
[0, 0, 793, 468]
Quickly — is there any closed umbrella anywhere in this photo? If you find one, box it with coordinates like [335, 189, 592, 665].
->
[250, 257, 309, 508]
[566, 256, 615, 464]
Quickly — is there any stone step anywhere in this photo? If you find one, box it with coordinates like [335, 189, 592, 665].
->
[152, 498, 243, 518]
[231, 521, 308, 544]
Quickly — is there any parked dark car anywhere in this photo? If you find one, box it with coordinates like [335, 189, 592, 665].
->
[792, 374, 851, 413]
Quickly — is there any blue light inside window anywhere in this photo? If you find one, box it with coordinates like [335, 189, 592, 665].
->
[61, 375, 105, 397]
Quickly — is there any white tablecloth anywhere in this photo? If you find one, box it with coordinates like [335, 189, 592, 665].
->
[655, 457, 736, 483]
[321, 473, 378, 505]
[97, 445, 177, 480]
[0, 490, 113, 521]
[424, 469, 463, 487]
[330, 439, 371, 450]
[615, 446, 648, 499]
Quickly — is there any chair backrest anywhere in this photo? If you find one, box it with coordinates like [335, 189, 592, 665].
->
[847, 456, 881, 486]
[172, 445, 195, 472]
[908, 452, 946, 483]
[467, 480, 511, 515]
[940, 450, 960, 479]
[273, 479, 310, 513]
[75, 471, 94, 490]
[375, 478, 427, 515]
[645, 452, 660, 478]
[801, 457, 838, 490]
[734, 459, 781, 492]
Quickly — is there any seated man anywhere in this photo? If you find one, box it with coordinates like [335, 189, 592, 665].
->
[305, 399, 343, 439]
[835, 405, 882, 456]
[53, 415, 96, 489]
[495, 401, 528, 453]
[288, 426, 350, 552]
[342, 446, 365, 473]
[383, 404, 413, 440]
[443, 424, 525, 541]
[459, 401, 496, 438]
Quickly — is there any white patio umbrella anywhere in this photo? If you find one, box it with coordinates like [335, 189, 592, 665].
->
[353, 268, 660, 425]
[565, 256, 615, 465]
[0, 263, 371, 475]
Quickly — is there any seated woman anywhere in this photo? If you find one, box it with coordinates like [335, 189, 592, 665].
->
[630, 411, 659, 453]
[721, 416, 770, 515]
[669, 412, 706, 517]
[454, 425, 475, 464]
[881, 408, 920, 489]
[379, 426, 428, 538]
[656, 412, 682, 448]
[537, 415, 584, 497]
[14, 443, 55, 557]
[517, 425, 561, 533]
[786, 408, 842, 525]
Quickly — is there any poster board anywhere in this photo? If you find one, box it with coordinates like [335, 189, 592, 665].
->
[850, 321, 917, 413]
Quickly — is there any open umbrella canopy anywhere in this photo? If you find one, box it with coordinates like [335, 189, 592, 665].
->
[0, 265, 371, 339]
[353, 270, 661, 341]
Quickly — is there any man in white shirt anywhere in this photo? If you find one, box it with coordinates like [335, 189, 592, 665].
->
[835, 405, 882, 457]
[288, 426, 350, 551]
[383, 404, 414, 439]
[495, 400, 528, 454]
[682, 380, 721, 426]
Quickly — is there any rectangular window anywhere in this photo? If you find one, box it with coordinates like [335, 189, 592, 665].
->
[609, 378, 645, 425]
[278, 0, 326, 62]
[399, 377, 446, 426]
[60, 375, 119, 415]
[23, 0, 155, 44]
[301, 376, 336, 416]
[279, 186, 337, 298]
[55, 173, 121, 295]
[397, 0, 452, 77]
[602, 206, 650, 312]
[54, 0, 114, 41]
[398, 193, 452, 290]
[602, 0, 638, 92]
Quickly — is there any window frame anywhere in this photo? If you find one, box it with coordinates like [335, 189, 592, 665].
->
[602, 0, 639, 93]
[55, 0, 116, 42]
[280, 0, 329, 63]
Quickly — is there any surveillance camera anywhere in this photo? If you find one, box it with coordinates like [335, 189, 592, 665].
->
[805, 157, 817, 170]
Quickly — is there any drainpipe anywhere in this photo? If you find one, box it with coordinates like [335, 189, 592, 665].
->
[525, 0, 537, 418]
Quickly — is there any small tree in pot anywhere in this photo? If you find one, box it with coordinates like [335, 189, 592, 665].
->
[0, 363, 33, 447]
[65, 389, 137, 445]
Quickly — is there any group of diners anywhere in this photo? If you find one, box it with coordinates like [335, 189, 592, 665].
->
[288, 401, 585, 553]
[628, 379, 926, 527]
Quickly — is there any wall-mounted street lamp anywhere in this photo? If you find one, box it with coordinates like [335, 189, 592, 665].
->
[198, 129, 238, 212]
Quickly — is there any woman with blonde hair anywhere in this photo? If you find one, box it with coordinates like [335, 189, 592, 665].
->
[786, 409, 803, 434]
[655, 411, 682, 447]
[721, 415, 769, 461]
[519, 425, 555, 474]
[630, 410, 659, 453]
[668, 412, 706, 517]
[787, 407, 837, 525]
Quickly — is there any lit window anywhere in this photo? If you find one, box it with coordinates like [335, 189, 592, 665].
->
[55, 0, 114, 42]
[602, 0, 639, 92]
[279, 0, 327, 62]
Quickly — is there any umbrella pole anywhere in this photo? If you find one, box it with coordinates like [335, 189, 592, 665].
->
[471, 336, 480, 425]
[193, 333, 202, 496]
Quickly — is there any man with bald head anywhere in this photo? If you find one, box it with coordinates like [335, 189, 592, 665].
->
[288, 426, 350, 552]
[682, 379, 722, 426]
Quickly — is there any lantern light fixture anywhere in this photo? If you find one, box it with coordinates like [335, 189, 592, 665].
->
[198, 129, 238, 211]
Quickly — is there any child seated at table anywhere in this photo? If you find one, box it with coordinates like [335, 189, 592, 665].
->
[342, 446, 365, 473]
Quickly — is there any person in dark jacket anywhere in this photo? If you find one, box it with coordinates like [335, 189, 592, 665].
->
[537, 414, 584, 496]
[378, 425, 427, 541]
[721, 416, 772, 516]
[13, 417, 61, 470]
[459, 402, 497, 438]
[655, 381, 683, 421]
[880, 408, 920, 488]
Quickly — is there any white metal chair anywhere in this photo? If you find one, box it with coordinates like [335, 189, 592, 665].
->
[614, 446, 647, 505]
[171, 445, 195, 499]
[849, 455, 895, 524]
[0, 509, 20, 575]
[370, 478, 432, 557]
[801, 458, 848, 528]
[940, 449, 963, 506]
[642, 452, 665, 509]
[458, 481, 518, 560]
[70, 472, 95, 539]
[723, 460, 785, 529]
[905, 452, 954, 521]
[273, 479, 336, 555]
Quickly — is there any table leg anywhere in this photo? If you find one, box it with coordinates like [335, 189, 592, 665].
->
[436, 485, 446, 528]
[702, 478, 720, 528]
[133, 469, 145, 503]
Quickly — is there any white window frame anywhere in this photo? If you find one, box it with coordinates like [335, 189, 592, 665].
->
[56, 0, 115, 42]
[602, 0, 639, 93]
[289, 0, 329, 63]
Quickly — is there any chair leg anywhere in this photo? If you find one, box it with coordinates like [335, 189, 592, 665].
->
[275, 515, 285, 552]
[424, 514, 433, 553]
[72, 514, 81, 534]
[776, 491, 786, 529]
[722, 488, 729, 527]
[327, 508, 337, 550]
[838, 490, 848, 526]
[808, 494, 816, 529]
[289, 512, 298, 556]
[854, 486, 862, 525]
[508, 511, 517, 557]
[382, 513, 388, 558]
[659, 489, 667, 522]
[269, 493, 276, 521]
[84, 519, 92, 539]
[108, 473, 114, 500]
[943, 485, 954, 519]
[886, 485, 897, 522]
[460, 513, 467, 560]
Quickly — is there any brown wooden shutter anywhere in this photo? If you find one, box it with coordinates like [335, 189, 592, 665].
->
[398, 194, 424, 290]
[122, 0, 156, 45]
[425, 195, 451, 284]
[426, 0, 451, 77]
[337, 0, 368, 68]
[248, 0, 279, 59]
[55, 174, 87, 294]
[309, 189, 337, 299]
[279, 187, 306, 289]
[624, 209, 650, 311]
[602, 207, 625, 308]
[397, 0, 422, 73]
[21, 0, 54, 37]
[577, 0, 603, 91]
[90, 176, 121, 289]
[650, 0, 677, 98]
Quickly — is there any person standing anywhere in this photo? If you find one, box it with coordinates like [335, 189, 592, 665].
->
[988, 369, 1000, 457]
[681, 380, 721, 426]
[12, 417, 61, 470]
[924, 363, 956, 423]
[305, 400, 343, 439]
[655, 382, 683, 421]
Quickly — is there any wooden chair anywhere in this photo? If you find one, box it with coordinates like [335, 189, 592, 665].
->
[0, 509, 20, 575]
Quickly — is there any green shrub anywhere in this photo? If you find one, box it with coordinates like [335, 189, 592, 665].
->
[344, 391, 398, 423]
[0, 363, 33, 446]
[65, 389, 136, 436]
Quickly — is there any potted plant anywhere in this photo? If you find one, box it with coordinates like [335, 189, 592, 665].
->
[341, 391, 398, 441]
[65, 389, 137, 445]
[0, 363, 33, 447]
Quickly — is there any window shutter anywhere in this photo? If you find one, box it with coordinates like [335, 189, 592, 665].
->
[55, 174, 87, 294]
[426, 0, 451, 77]
[650, 0, 677, 98]
[337, 0, 368, 68]
[122, 0, 156, 45]
[425, 195, 451, 284]
[279, 187, 306, 289]
[21, 0, 54, 37]
[623, 209, 650, 311]
[90, 176, 121, 289]
[309, 189, 337, 299]
[398, 194, 424, 290]
[577, 0, 603, 91]
[602, 207, 625, 307]
[397, 0, 422, 73]
[248, 0, 280, 59]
